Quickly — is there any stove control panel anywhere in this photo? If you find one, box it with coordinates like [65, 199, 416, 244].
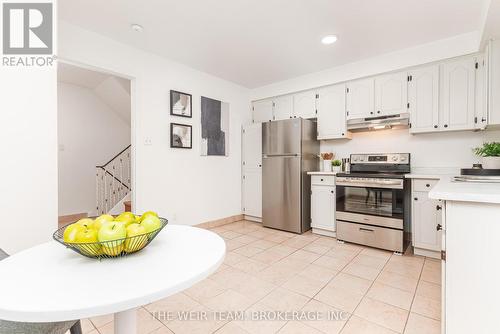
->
[350, 153, 410, 164]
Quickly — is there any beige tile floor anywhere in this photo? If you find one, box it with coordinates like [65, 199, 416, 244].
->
[77, 220, 442, 334]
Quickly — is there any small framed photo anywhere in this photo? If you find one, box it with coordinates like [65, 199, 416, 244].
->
[170, 123, 192, 149]
[170, 90, 192, 118]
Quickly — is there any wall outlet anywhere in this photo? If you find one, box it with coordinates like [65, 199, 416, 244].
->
[144, 138, 152, 146]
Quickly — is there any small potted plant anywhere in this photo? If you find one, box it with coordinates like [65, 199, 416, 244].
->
[474, 142, 500, 169]
[319, 152, 334, 172]
[331, 160, 342, 174]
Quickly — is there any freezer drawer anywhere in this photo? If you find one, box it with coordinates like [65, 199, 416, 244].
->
[337, 220, 404, 252]
[262, 156, 301, 233]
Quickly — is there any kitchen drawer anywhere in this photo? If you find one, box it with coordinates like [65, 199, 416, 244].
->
[337, 220, 404, 252]
[413, 179, 439, 192]
[311, 175, 335, 186]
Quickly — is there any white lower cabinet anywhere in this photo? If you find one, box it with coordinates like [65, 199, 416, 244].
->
[411, 179, 441, 258]
[310, 175, 336, 237]
[243, 170, 262, 218]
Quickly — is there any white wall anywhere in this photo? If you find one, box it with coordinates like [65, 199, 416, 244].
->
[58, 21, 251, 226]
[58, 82, 131, 216]
[321, 129, 500, 171]
[0, 67, 57, 254]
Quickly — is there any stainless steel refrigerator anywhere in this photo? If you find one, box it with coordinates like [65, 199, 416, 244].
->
[262, 118, 319, 233]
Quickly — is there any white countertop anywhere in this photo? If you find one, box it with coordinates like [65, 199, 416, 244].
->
[405, 167, 459, 180]
[429, 177, 500, 204]
[307, 171, 338, 175]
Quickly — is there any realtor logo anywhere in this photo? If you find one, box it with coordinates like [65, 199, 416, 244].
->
[2, 2, 53, 55]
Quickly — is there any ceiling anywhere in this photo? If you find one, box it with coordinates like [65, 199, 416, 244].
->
[59, 0, 487, 88]
[58, 63, 131, 124]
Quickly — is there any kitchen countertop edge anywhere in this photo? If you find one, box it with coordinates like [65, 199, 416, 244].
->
[429, 177, 500, 204]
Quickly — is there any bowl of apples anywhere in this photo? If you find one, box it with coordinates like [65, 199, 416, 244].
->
[53, 211, 168, 259]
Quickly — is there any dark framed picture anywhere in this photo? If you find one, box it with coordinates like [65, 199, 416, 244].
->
[170, 123, 192, 149]
[170, 90, 192, 118]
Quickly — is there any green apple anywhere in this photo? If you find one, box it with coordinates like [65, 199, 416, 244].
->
[140, 215, 162, 234]
[76, 218, 94, 228]
[115, 212, 136, 227]
[91, 214, 114, 231]
[98, 221, 127, 246]
[63, 223, 86, 243]
[102, 243, 124, 256]
[75, 227, 101, 256]
[140, 211, 158, 222]
[124, 223, 148, 253]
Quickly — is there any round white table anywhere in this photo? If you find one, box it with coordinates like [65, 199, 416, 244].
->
[0, 225, 225, 334]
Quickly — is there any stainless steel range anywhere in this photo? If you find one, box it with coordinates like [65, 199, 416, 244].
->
[335, 153, 411, 254]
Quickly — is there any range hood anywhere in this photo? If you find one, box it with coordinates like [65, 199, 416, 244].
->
[347, 113, 410, 132]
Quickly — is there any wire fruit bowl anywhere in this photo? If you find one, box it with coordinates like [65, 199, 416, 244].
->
[53, 217, 168, 259]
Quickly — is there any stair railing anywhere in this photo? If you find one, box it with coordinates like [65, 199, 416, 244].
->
[96, 145, 131, 215]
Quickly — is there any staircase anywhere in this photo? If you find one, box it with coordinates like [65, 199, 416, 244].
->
[96, 145, 131, 215]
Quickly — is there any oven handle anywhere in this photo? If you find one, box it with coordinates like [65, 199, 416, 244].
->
[359, 227, 374, 232]
[336, 181, 404, 189]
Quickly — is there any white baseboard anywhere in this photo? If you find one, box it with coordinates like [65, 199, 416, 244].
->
[244, 215, 262, 223]
[312, 228, 336, 238]
[413, 247, 441, 259]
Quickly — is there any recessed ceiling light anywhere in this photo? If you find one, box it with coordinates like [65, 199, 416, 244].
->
[131, 24, 144, 32]
[321, 35, 338, 45]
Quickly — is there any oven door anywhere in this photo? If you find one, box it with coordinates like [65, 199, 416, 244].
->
[336, 180, 405, 229]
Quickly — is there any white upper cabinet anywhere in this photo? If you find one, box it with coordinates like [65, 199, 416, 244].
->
[475, 54, 488, 130]
[242, 123, 262, 169]
[489, 39, 500, 126]
[409, 65, 440, 133]
[273, 95, 293, 121]
[316, 84, 350, 140]
[440, 56, 476, 131]
[252, 99, 273, 123]
[293, 90, 317, 119]
[375, 72, 408, 116]
[346, 78, 375, 119]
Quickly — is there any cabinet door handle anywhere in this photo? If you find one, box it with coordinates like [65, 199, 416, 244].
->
[377, 110, 381, 114]
[434, 125, 438, 129]
[444, 124, 448, 128]
[414, 197, 418, 201]
[359, 228, 374, 232]
[330, 190, 334, 194]
[370, 111, 374, 115]
[436, 205, 442, 211]
[258, 164, 262, 167]
[426, 184, 430, 188]
[436, 224, 442, 231]
[321, 178, 324, 181]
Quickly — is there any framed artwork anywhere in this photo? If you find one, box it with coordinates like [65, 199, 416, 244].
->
[170, 123, 192, 149]
[200, 96, 229, 156]
[170, 90, 192, 118]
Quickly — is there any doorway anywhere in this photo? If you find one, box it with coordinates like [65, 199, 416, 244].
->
[57, 62, 133, 226]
